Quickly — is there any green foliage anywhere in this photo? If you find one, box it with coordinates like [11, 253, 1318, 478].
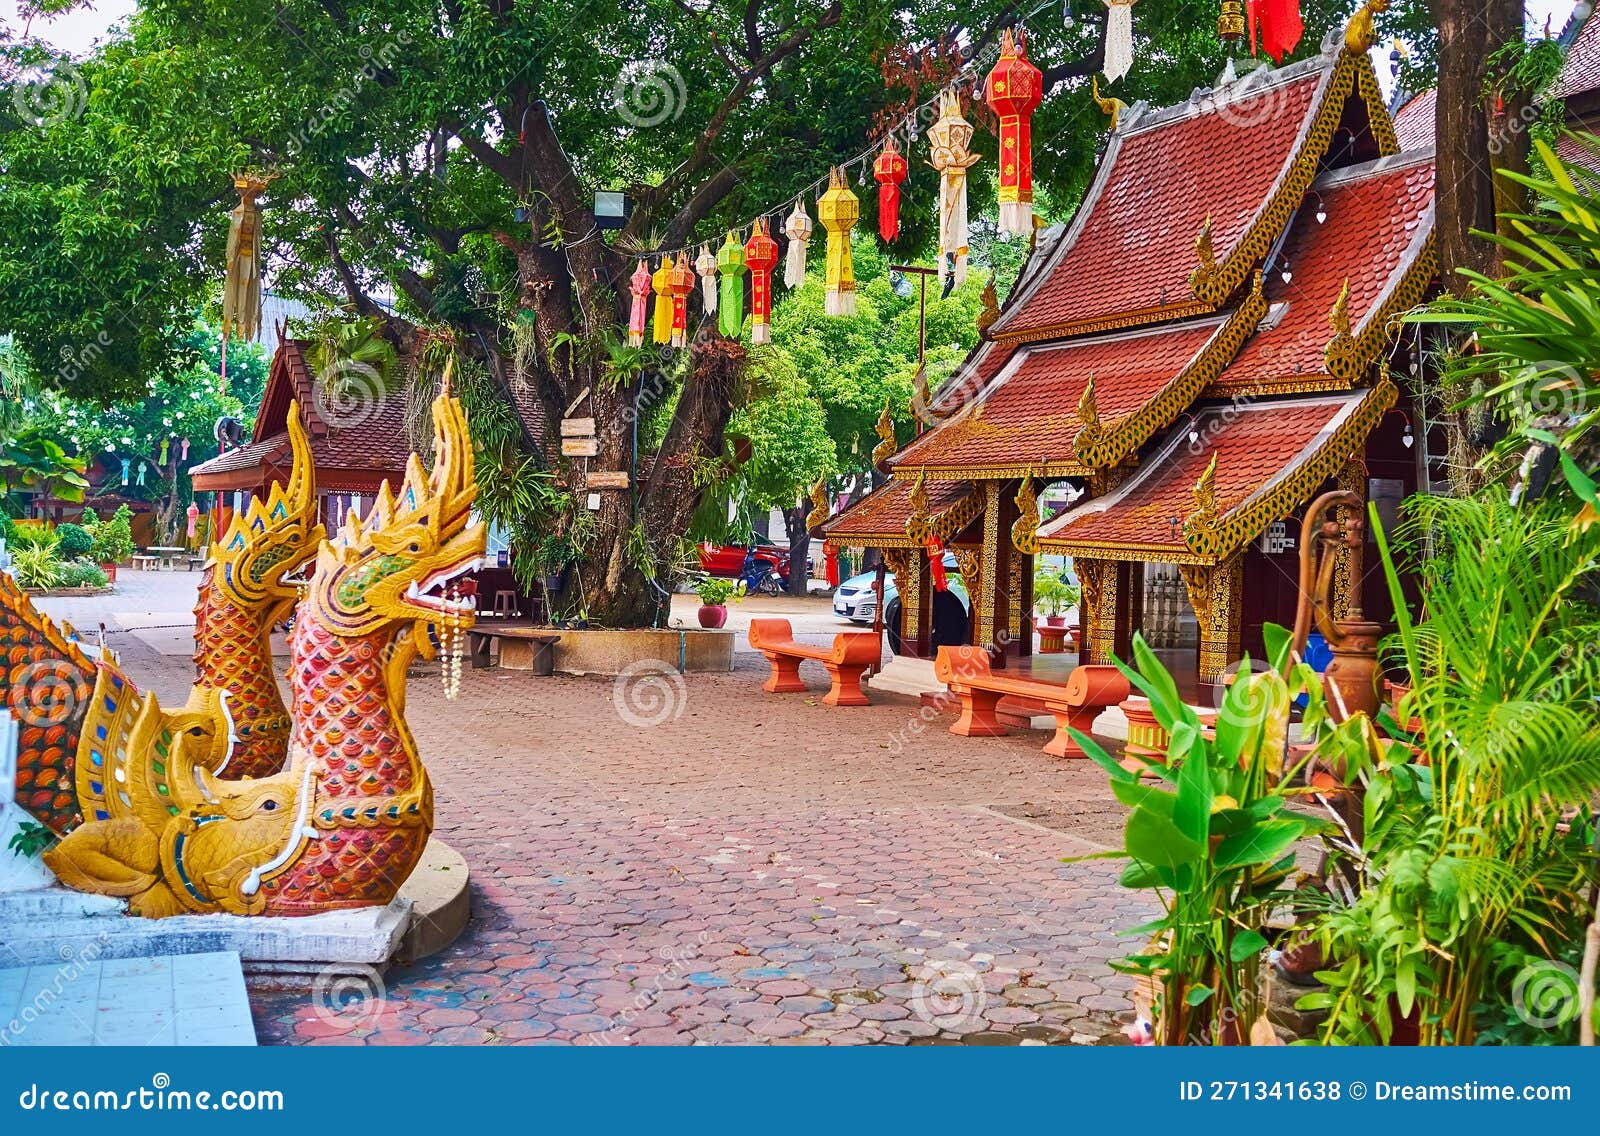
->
[1032, 567, 1079, 616]
[693, 575, 739, 606]
[1414, 136, 1600, 502]
[9, 542, 61, 589]
[90, 504, 135, 564]
[57, 560, 109, 588]
[53, 522, 94, 560]
[1067, 631, 1324, 1045]
[1303, 493, 1600, 1045]
[7, 820, 57, 861]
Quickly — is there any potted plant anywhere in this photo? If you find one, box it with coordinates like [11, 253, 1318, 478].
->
[1033, 569, 1080, 627]
[694, 576, 738, 629]
[89, 505, 134, 583]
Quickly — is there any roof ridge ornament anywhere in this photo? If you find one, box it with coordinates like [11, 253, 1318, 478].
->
[1011, 471, 1041, 555]
[1344, 0, 1389, 55]
[1184, 453, 1221, 543]
[872, 399, 897, 472]
[806, 477, 830, 535]
[904, 469, 933, 543]
[1189, 215, 1219, 296]
[1092, 75, 1128, 133]
[1076, 374, 1105, 440]
[977, 273, 1001, 333]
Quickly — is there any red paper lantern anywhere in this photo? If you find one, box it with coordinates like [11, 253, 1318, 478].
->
[984, 28, 1043, 237]
[873, 137, 908, 243]
[668, 255, 697, 347]
[744, 218, 781, 344]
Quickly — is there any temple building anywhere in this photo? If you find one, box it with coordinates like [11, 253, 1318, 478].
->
[822, 27, 1436, 699]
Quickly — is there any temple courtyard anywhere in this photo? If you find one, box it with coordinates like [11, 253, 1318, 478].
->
[28, 573, 1144, 1046]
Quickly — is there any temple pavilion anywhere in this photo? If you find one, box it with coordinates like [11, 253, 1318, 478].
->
[821, 27, 1436, 699]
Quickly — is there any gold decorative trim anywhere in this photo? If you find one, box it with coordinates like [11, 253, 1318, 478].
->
[1074, 274, 1268, 469]
[1182, 378, 1398, 561]
[1324, 233, 1436, 382]
[1035, 538, 1209, 564]
[1011, 473, 1040, 554]
[991, 300, 1214, 346]
[824, 535, 922, 551]
[1008, 544, 1023, 642]
[980, 481, 1002, 646]
[894, 461, 1090, 482]
[1203, 374, 1353, 398]
[931, 487, 983, 542]
[1183, 552, 1244, 683]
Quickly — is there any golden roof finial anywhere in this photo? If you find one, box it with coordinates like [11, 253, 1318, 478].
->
[1187, 453, 1220, 537]
[1011, 472, 1040, 554]
[871, 398, 897, 470]
[1344, 0, 1390, 54]
[1092, 75, 1128, 133]
[976, 273, 1001, 333]
[1076, 375, 1102, 434]
[806, 476, 829, 533]
[1190, 215, 1219, 296]
[904, 468, 932, 543]
[1328, 278, 1352, 338]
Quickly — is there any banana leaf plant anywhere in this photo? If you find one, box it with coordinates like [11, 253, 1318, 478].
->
[1068, 628, 1327, 1045]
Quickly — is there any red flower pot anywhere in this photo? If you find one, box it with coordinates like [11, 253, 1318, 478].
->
[697, 604, 728, 629]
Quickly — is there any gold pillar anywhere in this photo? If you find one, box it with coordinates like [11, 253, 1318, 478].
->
[902, 550, 923, 646]
[1077, 557, 1120, 665]
[1331, 461, 1365, 622]
[981, 480, 1003, 648]
[1180, 552, 1244, 685]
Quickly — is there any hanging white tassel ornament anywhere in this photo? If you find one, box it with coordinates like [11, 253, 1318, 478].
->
[783, 198, 812, 289]
[695, 244, 718, 315]
[1102, 0, 1136, 83]
[927, 89, 980, 289]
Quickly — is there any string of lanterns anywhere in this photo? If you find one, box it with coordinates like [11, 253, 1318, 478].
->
[626, 27, 1044, 342]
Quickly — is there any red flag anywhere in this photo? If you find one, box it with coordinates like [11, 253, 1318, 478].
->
[1248, 0, 1303, 64]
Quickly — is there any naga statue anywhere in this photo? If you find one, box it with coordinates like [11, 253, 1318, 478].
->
[7, 394, 482, 918]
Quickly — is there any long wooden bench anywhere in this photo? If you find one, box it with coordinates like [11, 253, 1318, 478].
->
[748, 618, 879, 707]
[934, 645, 1129, 758]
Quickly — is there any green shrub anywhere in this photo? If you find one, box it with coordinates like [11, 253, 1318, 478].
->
[10, 544, 60, 589]
[57, 560, 108, 588]
[10, 521, 56, 552]
[694, 576, 739, 606]
[92, 505, 135, 564]
[54, 522, 94, 560]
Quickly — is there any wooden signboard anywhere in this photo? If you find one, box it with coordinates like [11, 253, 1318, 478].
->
[560, 437, 599, 457]
[559, 417, 595, 437]
[585, 471, 630, 490]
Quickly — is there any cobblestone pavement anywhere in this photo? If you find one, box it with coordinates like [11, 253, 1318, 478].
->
[36, 576, 1149, 1046]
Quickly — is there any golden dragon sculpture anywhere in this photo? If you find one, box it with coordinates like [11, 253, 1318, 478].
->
[29, 394, 483, 916]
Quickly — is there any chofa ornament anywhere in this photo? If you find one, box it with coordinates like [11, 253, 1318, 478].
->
[21, 393, 485, 917]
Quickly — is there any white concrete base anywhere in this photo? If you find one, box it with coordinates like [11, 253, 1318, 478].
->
[866, 654, 942, 697]
[0, 840, 471, 978]
[0, 804, 57, 896]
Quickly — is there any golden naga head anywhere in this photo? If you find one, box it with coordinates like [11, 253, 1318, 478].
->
[207, 403, 325, 610]
[305, 393, 486, 638]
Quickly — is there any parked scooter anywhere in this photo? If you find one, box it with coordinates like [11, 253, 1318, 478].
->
[740, 546, 788, 596]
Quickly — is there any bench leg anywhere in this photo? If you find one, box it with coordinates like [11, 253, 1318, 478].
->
[468, 634, 493, 669]
[761, 652, 809, 694]
[820, 662, 870, 707]
[948, 687, 1009, 738]
[1043, 705, 1103, 758]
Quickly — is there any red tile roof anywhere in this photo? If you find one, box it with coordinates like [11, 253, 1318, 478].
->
[1036, 392, 1365, 555]
[1556, 11, 1600, 100]
[190, 339, 413, 492]
[992, 67, 1323, 335]
[1221, 153, 1434, 389]
[891, 319, 1224, 472]
[823, 478, 970, 544]
[1390, 88, 1435, 150]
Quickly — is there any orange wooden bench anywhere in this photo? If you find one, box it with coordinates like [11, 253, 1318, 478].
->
[748, 618, 879, 707]
[934, 645, 1129, 757]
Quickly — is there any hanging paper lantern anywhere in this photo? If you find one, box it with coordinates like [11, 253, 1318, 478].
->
[782, 198, 813, 289]
[628, 259, 652, 346]
[818, 167, 860, 316]
[985, 29, 1044, 238]
[668, 255, 697, 347]
[651, 257, 674, 345]
[873, 138, 908, 243]
[926, 90, 980, 289]
[744, 218, 780, 345]
[222, 172, 275, 341]
[695, 244, 718, 315]
[1102, 0, 1137, 82]
[716, 231, 747, 338]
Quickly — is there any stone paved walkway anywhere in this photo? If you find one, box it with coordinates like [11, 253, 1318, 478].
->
[35, 577, 1148, 1046]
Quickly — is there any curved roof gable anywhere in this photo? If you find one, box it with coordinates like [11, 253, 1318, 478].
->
[992, 37, 1397, 344]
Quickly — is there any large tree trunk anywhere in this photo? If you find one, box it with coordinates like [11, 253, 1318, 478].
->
[1434, 0, 1529, 294]
[782, 500, 811, 597]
